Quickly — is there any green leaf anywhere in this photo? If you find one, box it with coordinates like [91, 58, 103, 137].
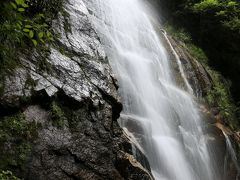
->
[32, 39, 37, 46]
[43, 23, 48, 28]
[38, 14, 45, 18]
[25, 25, 32, 28]
[46, 31, 52, 37]
[16, 37, 21, 43]
[15, 0, 24, 5]
[10, 2, 17, 9]
[18, 8, 25, 12]
[38, 32, 44, 39]
[18, 21, 23, 25]
[29, 30, 34, 38]
[40, 39, 45, 43]
[23, 28, 30, 32]
[21, 3, 29, 8]
[16, 23, 22, 29]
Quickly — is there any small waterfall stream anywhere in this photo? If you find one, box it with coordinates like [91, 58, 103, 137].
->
[223, 132, 240, 178]
[161, 30, 194, 95]
[85, 0, 222, 179]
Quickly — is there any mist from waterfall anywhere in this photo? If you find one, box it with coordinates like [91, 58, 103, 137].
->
[85, 0, 221, 179]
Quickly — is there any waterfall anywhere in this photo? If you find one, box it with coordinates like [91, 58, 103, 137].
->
[223, 132, 240, 178]
[85, 0, 220, 179]
[161, 30, 194, 95]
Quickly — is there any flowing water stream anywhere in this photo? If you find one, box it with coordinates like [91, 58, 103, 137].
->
[84, 0, 222, 179]
[223, 132, 240, 179]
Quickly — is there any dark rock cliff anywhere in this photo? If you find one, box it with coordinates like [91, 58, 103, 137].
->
[0, 0, 152, 179]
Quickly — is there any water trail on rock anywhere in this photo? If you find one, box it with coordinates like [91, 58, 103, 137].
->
[86, 0, 220, 179]
[161, 30, 193, 95]
[223, 132, 240, 177]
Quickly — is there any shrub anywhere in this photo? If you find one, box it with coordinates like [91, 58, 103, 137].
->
[205, 70, 237, 126]
[0, 0, 58, 74]
[0, 170, 20, 180]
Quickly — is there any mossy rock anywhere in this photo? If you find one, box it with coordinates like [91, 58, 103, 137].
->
[0, 113, 38, 174]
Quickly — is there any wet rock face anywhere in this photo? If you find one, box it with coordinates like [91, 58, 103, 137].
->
[1, 0, 116, 107]
[163, 35, 212, 98]
[160, 32, 213, 98]
[0, 0, 152, 179]
[24, 103, 151, 180]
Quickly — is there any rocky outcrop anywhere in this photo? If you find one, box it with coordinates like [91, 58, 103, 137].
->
[0, 0, 152, 179]
[161, 34, 212, 97]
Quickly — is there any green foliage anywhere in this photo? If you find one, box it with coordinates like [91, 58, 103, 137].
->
[164, 24, 208, 65]
[193, 0, 219, 12]
[205, 70, 237, 127]
[223, 16, 240, 31]
[2, 0, 54, 45]
[29, 0, 64, 15]
[50, 101, 65, 128]
[0, 0, 56, 74]
[164, 24, 192, 42]
[0, 170, 20, 180]
[0, 113, 37, 171]
[192, 0, 240, 32]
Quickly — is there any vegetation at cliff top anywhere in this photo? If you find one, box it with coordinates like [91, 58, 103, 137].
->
[0, 0, 63, 75]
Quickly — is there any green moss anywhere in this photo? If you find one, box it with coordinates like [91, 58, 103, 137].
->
[59, 47, 65, 55]
[0, 113, 37, 172]
[37, 56, 52, 73]
[55, 45, 74, 59]
[0, 81, 4, 97]
[61, 10, 72, 34]
[164, 24, 209, 65]
[205, 69, 237, 127]
[50, 101, 65, 128]
[68, 110, 85, 131]
[25, 75, 36, 89]
[164, 24, 192, 42]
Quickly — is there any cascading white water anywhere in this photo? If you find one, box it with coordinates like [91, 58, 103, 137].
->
[85, 0, 220, 179]
[223, 132, 240, 178]
[161, 30, 194, 95]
